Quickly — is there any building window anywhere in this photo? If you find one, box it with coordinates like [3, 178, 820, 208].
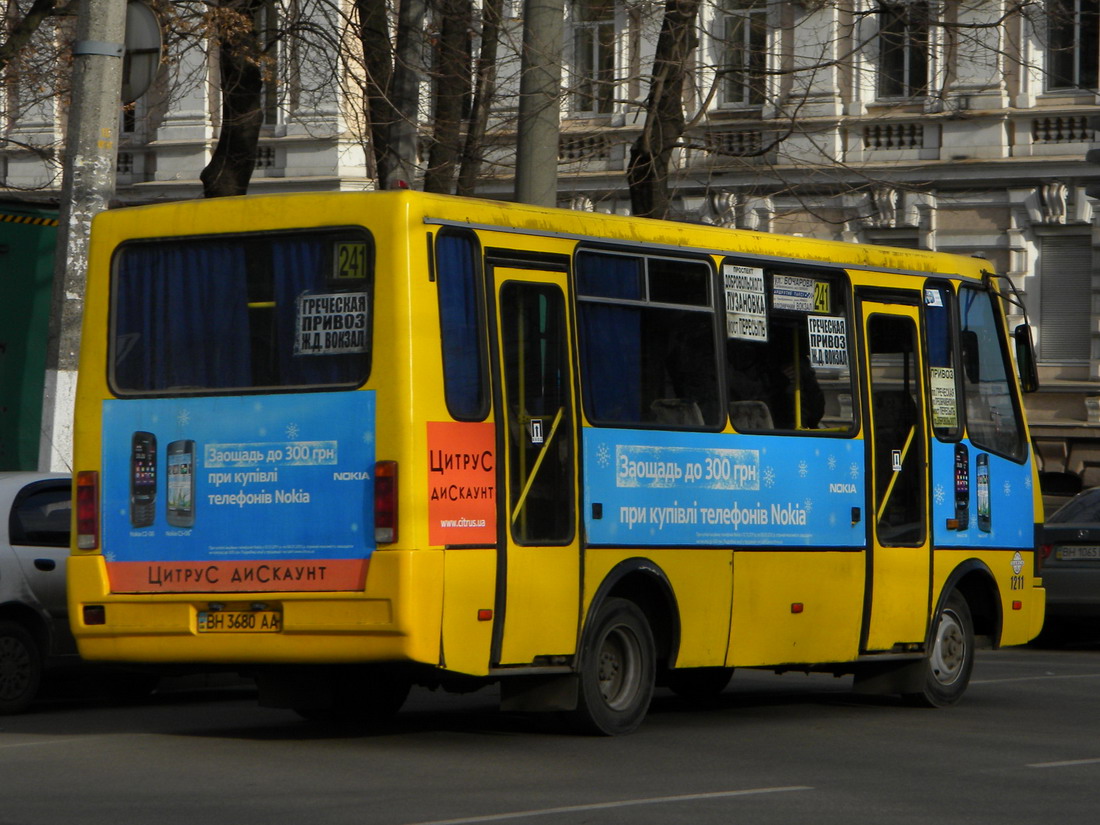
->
[572, 0, 616, 114]
[1047, 0, 1099, 90]
[719, 0, 767, 107]
[1038, 234, 1092, 363]
[877, 1, 929, 99]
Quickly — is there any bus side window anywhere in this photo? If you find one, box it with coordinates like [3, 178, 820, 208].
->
[436, 231, 488, 420]
[923, 284, 962, 440]
[723, 266, 853, 434]
[576, 251, 721, 429]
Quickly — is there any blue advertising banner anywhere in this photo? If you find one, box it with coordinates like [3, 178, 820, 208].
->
[583, 429, 865, 547]
[929, 438, 1034, 549]
[101, 391, 375, 592]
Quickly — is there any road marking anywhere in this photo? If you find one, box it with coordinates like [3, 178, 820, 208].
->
[1029, 758, 1100, 769]
[403, 786, 813, 825]
[972, 672, 1100, 685]
[0, 737, 89, 750]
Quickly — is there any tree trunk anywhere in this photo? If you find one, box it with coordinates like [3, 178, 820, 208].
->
[200, 0, 266, 198]
[627, 0, 700, 219]
[356, 0, 396, 183]
[424, 0, 472, 193]
[378, 0, 428, 189]
[456, 0, 503, 196]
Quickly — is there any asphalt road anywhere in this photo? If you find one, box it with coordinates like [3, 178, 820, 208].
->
[3, 643, 1099, 825]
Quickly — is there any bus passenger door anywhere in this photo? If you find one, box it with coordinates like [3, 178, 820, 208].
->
[859, 300, 932, 652]
[488, 267, 580, 666]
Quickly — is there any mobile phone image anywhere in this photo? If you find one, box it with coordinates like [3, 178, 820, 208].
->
[953, 443, 969, 530]
[976, 453, 991, 533]
[130, 431, 157, 528]
[166, 439, 196, 528]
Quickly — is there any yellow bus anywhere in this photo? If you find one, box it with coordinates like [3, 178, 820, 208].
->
[69, 190, 1045, 734]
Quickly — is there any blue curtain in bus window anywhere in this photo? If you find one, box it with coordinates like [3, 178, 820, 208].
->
[437, 233, 485, 419]
[576, 253, 642, 423]
[272, 238, 364, 385]
[576, 252, 643, 300]
[114, 243, 251, 390]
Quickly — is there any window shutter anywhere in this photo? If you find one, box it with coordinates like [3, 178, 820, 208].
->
[1039, 234, 1093, 362]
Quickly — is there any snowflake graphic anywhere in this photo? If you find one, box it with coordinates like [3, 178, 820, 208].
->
[803, 497, 814, 513]
[1003, 480, 1012, 497]
[849, 462, 860, 480]
[176, 408, 191, 427]
[827, 454, 837, 471]
[597, 443, 611, 468]
[286, 422, 300, 440]
[1024, 474, 1032, 490]
[828, 512, 837, 527]
[934, 484, 946, 506]
[763, 466, 776, 488]
[798, 460, 809, 478]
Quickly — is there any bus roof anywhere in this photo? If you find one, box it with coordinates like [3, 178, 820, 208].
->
[92, 190, 990, 282]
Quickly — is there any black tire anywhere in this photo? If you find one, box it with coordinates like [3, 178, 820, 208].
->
[903, 591, 974, 708]
[0, 621, 43, 715]
[665, 666, 734, 701]
[569, 598, 656, 736]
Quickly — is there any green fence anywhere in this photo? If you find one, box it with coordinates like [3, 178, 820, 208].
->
[0, 201, 58, 470]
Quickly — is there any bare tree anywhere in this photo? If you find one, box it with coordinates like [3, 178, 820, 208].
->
[200, 0, 268, 197]
[627, 0, 701, 218]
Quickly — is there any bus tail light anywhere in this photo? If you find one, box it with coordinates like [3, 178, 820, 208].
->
[374, 461, 398, 544]
[76, 471, 100, 550]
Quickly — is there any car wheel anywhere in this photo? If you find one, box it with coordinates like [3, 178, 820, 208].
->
[903, 591, 974, 708]
[568, 598, 656, 736]
[0, 621, 43, 715]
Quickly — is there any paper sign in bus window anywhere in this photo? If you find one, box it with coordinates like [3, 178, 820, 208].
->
[929, 367, 958, 429]
[723, 264, 768, 341]
[295, 292, 369, 355]
[772, 275, 816, 312]
[807, 315, 848, 369]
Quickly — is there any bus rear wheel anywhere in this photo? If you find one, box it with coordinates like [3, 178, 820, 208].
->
[903, 591, 974, 708]
[569, 598, 656, 736]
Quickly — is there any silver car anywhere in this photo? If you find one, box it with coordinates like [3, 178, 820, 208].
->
[0, 472, 74, 714]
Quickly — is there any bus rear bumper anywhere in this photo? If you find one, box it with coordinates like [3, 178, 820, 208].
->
[67, 550, 444, 666]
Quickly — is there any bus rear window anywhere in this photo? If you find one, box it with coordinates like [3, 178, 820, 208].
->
[110, 230, 373, 394]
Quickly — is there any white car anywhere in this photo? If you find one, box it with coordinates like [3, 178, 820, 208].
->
[0, 472, 75, 714]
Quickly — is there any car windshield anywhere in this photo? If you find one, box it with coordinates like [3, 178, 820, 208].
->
[1048, 488, 1100, 524]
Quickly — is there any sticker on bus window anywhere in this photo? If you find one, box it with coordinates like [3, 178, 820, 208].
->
[772, 275, 816, 312]
[929, 367, 958, 429]
[334, 242, 369, 280]
[807, 315, 848, 369]
[295, 292, 369, 355]
[723, 264, 768, 341]
[924, 288, 944, 307]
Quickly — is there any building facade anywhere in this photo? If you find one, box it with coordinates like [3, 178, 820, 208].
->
[3, 0, 1100, 490]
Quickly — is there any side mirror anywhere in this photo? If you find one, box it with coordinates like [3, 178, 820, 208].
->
[1014, 324, 1039, 393]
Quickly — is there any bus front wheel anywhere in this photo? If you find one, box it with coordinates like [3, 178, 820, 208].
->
[569, 598, 656, 736]
[903, 591, 974, 708]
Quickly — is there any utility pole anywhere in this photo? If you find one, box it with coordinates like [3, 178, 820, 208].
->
[40, 0, 126, 471]
[514, 0, 563, 207]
